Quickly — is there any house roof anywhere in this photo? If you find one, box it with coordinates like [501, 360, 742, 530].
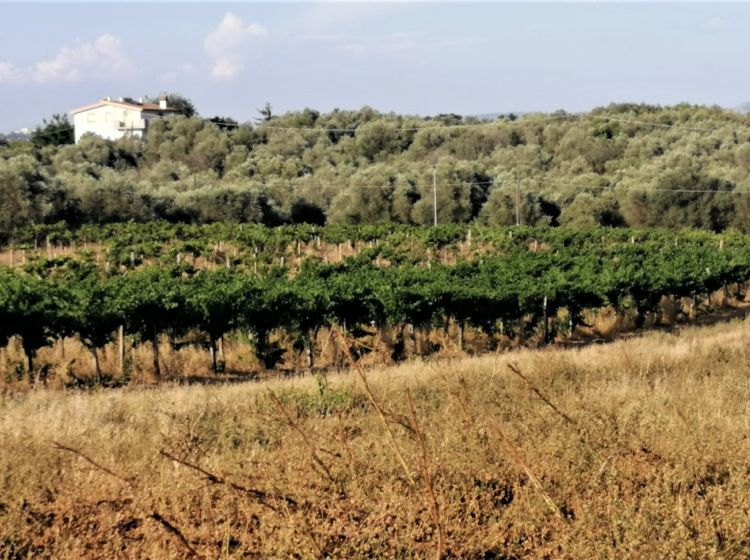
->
[69, 98, 179, 115]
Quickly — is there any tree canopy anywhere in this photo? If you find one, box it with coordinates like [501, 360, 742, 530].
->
[4, 102, 750, 237]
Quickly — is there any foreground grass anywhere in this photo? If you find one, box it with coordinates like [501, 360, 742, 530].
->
[1, 320, 749, 558]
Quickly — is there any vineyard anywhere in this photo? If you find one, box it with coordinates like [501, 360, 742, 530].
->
[1, 223, 749, 386]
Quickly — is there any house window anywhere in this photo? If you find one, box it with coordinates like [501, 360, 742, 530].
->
[87, 113, 97, 123]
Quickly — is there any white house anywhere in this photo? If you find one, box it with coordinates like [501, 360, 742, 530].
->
[69, 96, 178, 143]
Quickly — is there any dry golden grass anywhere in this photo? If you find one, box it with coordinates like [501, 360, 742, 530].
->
[1, 319, 750, 558]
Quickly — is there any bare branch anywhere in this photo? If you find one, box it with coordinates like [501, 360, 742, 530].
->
[507, 363, 577, 425]
[333, 326, 415, 485]
[158, 449, 298, 510]
[52, 441, 134, 486]
[149, 512, 203, 559]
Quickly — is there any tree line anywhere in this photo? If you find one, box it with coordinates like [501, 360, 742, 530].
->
[4, 102, 750, 240]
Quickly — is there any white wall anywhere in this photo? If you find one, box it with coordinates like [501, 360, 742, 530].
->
[73, 104, 147, 143]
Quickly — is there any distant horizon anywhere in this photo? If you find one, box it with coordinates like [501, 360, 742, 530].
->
[3, 2, 750, 131]
[4, 98, 749, 135]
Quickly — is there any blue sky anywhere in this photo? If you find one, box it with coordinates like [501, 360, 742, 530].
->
[1, 2, 750, 131]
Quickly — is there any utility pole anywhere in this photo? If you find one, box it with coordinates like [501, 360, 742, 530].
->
[514, 171, 521, 226]
[432, 164, 438, 227]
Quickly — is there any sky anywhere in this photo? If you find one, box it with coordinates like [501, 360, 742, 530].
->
[2, 2, 750, 131]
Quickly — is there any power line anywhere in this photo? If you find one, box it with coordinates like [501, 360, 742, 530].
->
[10, 126, 750, 196]
[223, 178, 750, 196]
[261, 179, 497, 189]
[588, 115, 724, 134]
[252, 114, 579, 133]
[511, 176, 750, 195]
[209, 113, 609, 132]
[244, 113, 742, 134]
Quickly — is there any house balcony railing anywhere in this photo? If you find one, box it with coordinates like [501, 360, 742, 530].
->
[117, 119, 147, 131]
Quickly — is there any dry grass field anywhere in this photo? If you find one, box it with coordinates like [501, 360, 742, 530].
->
[1, 319, 749, 558]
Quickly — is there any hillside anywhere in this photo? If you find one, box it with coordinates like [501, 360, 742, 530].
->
[1, 318, 748, 557]
[4, 103, 750, 239]
[0, 129, 31, 142]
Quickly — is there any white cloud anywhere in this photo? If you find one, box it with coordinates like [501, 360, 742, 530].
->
[0, 34, 132, 84]
[703, 16, 748, 32]
[210, 58, 243, 80]
[704, 16, 739, 31]
[705, 16, 727, 28]
[205, 12, 268, 80]
[0, 62, 20, 83]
